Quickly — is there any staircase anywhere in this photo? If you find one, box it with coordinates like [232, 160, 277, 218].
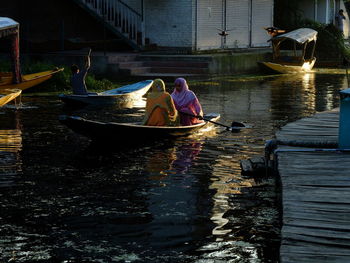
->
[110, 54, 211, 78]
[73, 0, 144, 50]
[71, 1, 211, 78]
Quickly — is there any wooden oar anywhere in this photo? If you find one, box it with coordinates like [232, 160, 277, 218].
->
[180, 111, 245, 132]
[87, 47, 92, 57]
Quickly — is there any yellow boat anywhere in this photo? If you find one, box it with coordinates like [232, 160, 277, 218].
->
[0, 17, 63, 91]
[259, 59, 316, 74]
[258, 28, 318, 74]
[0, 68, 64, 91]
[0, 89, 21, 107]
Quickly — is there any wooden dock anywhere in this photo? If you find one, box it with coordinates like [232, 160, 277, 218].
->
[273, 108, 350, 263]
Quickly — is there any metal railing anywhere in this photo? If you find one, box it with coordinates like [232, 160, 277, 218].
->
[79, 0, 144, 47]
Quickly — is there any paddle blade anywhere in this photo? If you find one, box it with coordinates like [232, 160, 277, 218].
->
[231, 121, 245, 128]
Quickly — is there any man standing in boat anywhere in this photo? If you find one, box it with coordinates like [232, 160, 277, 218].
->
[335, 9, 346, 35]
[71, 49, 94, 95]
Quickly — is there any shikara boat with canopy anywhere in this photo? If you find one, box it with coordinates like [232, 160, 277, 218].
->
[58, 80, 153, 107]
[59, 113, 220, 143]
[0, 17, 63, 91]
[0, 89, 21, 107]
[258, 28, 318, 74]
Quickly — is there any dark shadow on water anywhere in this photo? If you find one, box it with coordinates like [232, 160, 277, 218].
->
[0, 72, 346, 262]
[86, 137, 176, 153]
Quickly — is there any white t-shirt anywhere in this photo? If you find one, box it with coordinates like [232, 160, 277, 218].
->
[335, 13, 346, 32]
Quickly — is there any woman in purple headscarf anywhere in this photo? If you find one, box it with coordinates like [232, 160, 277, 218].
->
[171, 78, 204, 126]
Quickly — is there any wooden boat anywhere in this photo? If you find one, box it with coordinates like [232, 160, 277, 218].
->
[0, 89, 21, 107]
[0, 17, 63, 92]
[59, 113, 220, 143]
[59, 80, 153, 107]
[0, 68, 64, 91]
[258, 28, 318, 74]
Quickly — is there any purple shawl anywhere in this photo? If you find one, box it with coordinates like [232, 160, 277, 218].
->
[171, 78, 203, 125]
[171, 78, 196, 109]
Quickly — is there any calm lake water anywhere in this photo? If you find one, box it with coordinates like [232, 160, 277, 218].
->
[0, 72, 346, 262]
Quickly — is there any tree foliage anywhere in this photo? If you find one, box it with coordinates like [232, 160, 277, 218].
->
[298, 19, 346, 61]
[274, 0, 305, 29]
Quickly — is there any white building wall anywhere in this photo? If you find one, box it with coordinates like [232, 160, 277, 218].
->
[123, 0, 273, 50]
[317, 0, 328, 23]
[299, 0, 349, 38]
[251, 0, 273, 47]
[329, 0, 336, 24]
[196, 0, 224, 50]
[299, 1, 316, 20]
[191, 0, 197, 49]
[226, 0, 250, 48]
[124, 0, 142, 13]
[143, 0, 193, 47]
[339, 0, 349, 38]
[195, 0, 274, 50]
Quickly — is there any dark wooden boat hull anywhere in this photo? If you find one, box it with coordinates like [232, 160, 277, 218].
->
[59, 113, 220, 143]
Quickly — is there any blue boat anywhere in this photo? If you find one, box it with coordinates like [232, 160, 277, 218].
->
[59, 80, 153, 107]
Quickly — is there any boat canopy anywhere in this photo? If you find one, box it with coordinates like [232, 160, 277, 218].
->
[0, 17, 19, 38]
[0, 17, 21, 84]
[271, 28, 318, 44]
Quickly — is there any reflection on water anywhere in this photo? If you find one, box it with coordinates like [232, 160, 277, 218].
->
[0, 73, 346, 262]
[146, 141, 203, 179]
[0, 113, 22, 187]
[144, 140, 211, 255]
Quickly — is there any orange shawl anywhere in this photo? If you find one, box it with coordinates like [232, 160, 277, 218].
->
[143, 79, 178, 126]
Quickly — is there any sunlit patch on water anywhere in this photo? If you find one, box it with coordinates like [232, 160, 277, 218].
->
[4, 103, 39, 110]
[195, 241, 259, 262]
[0, 224, 51, 262]
[111, 253, 141, 262]
[0, 128, 22, 187]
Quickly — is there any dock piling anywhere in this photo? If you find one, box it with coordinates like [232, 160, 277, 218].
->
[339, 88, 350, 148]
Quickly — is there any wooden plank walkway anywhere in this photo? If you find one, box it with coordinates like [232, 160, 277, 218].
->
[276, 108, 339, 144]
[274, 108, 350, 263]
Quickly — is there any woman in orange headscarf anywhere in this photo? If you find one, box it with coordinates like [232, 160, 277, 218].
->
[143, 79, 179, 126]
